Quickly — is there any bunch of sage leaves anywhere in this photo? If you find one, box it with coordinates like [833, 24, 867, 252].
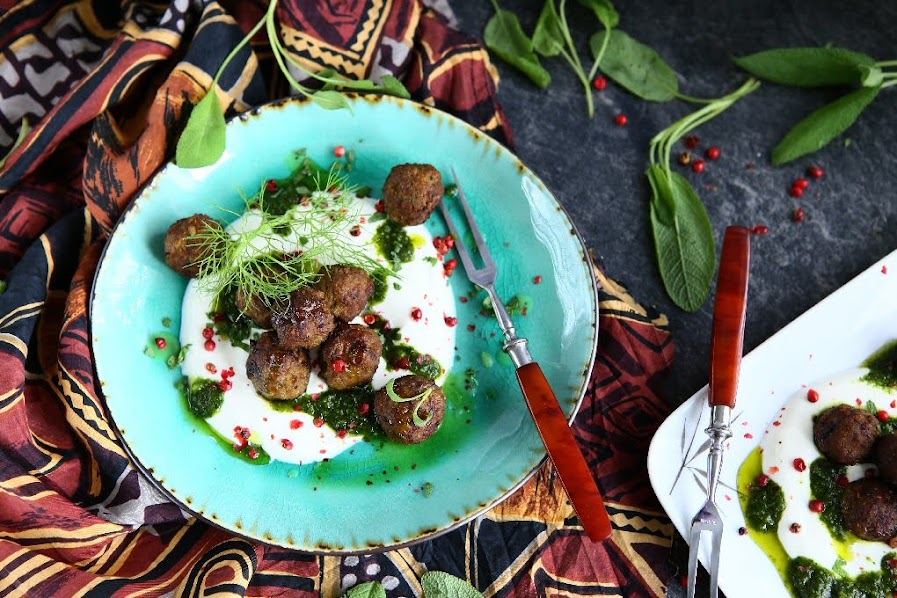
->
[343, 571, 483, 598]
[485, 0, 690, 117]
[735, 46, 897, 164]
[175, 0, 408, 169]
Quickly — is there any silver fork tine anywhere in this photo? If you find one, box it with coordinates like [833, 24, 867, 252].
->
[448, 166, 496, 272]
[437, 201, 478, 279]
[686, 527, 701, 598]
[709, 525, 723, 597]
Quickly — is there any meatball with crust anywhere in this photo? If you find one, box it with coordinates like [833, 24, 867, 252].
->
[876, 433, 897, 485]
[842, 478, 897, 543]
[272, 288, 335, 349]
[246, 332, 311, 400]
[235, 289, 275, 329]
[314, 265, 375, 321]
[382, 164, 443, 226]
[374, 375, 446, 444]
[813, 404, 880, 465]
[164, 214, 222, 277]
[319, 324, 383, 390]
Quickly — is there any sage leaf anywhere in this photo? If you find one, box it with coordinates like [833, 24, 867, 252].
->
[176, 90, 226, 169]
[772, 85, 879, 165]
[342, 581, 386, 598]
[532, 0, 565, 57]
[484, 3, 551, 89]
[589, 30, 678, 102]
[312, 90, 352, 111]
[734, 47, 875, 88]
[647, 166, 716, 312]
[576, 0, 619, 29]
[0, 117, 29, 170]
[421, 572, 484, 598]
[859, 65, 883, 87]
[380, 75, 411, 99]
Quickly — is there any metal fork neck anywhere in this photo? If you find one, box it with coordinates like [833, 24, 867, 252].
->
[704, 405, 732, 503]
[485, 284, 533, 367]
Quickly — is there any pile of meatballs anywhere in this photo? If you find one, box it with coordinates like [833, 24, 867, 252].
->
[813, 403, 897, 544]
[163, 163, 449, 445]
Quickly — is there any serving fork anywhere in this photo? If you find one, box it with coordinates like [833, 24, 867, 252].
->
[439, 168, 612, 542]
[686, 226, 751, 598]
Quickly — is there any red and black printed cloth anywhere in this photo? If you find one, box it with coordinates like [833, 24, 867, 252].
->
[0, 1, 676, 596]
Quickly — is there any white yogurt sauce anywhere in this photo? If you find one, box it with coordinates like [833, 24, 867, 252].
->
[179, 192, 456, 465]
[761, 367, 896, 575]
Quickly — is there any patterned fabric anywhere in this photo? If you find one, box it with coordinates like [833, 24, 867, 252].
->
[0, 1, 673, 596]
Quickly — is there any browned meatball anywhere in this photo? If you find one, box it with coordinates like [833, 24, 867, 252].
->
[876, 433, 897, 485]
[374, 375, 446, 444]
[319, 324, 383, 390]
[235, 289, 274, 328]
[246, 332, 311, 400]
[382, 164, 443, 226]
[164, 214, 222, 277]
[314, 265, 375, 321]
[271, 288, 335, 349]
[813, 404, 880, 465]
[841, 478, 897, 542]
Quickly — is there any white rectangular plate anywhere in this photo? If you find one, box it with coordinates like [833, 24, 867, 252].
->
[648, 247, 897, 598]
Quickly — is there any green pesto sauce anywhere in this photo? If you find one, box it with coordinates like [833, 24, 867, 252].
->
[266, 386, 382, 439]
[263, 150, 328, 216]
[746, 477, 786, 532]
[810, 458, 847, 540]
[144, 331, 182, 368]
[362, 313, 443, 380]
[183, 378, 224, 418]
[373, 220, 414, 270]
[788, 555, 897, 598]
[370, 274, 388, 306]
[738, 448, 792, 577]
[209, 286, 254, 351]
[176, 378, 270, 465]
[862, 340, 897, 390]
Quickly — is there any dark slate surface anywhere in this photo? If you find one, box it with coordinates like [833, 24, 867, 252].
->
[452, 1, 897, 595]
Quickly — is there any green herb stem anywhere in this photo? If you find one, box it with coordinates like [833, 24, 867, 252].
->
[881, 79, 897, 89]
[875, 59, 897, 67]
[558, 0, 594, 117]
[650, 78, 759, 175]
[212, 5, 270, 87]
[586, 24, 611, 82]
[671, 91, 717, 105]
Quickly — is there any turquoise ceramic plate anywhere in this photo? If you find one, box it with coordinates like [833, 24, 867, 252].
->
[91, 95, 599, 553]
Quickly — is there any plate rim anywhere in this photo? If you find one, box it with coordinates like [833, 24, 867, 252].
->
[88, 93, 602, 554]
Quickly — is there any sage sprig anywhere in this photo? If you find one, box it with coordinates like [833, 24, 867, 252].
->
[175, 0, 409, 169]
[647, 78, 760, 312]
[342, 572, 484, 598]
[735, 46, 895, 164]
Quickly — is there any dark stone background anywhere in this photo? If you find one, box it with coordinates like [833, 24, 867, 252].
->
[452, 2, 897, 595]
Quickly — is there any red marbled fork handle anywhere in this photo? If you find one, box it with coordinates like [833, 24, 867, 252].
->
[516, 362, 614, 541]
[709, 226, 751, 409]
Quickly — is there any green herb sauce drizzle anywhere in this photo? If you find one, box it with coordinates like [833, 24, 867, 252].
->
[809, 458, 848, 540]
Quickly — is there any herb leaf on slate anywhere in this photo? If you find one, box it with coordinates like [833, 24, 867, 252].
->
[484, 0, 551, 89]
[576, 0, 620, 29]
[646, 78, 759, 311]
[648, 166, 716, 312]
[532, 0, 566, 57]
[734, 47, 875, 88]
[772, 85, 880, 165]
[589, 29, 678, 102]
